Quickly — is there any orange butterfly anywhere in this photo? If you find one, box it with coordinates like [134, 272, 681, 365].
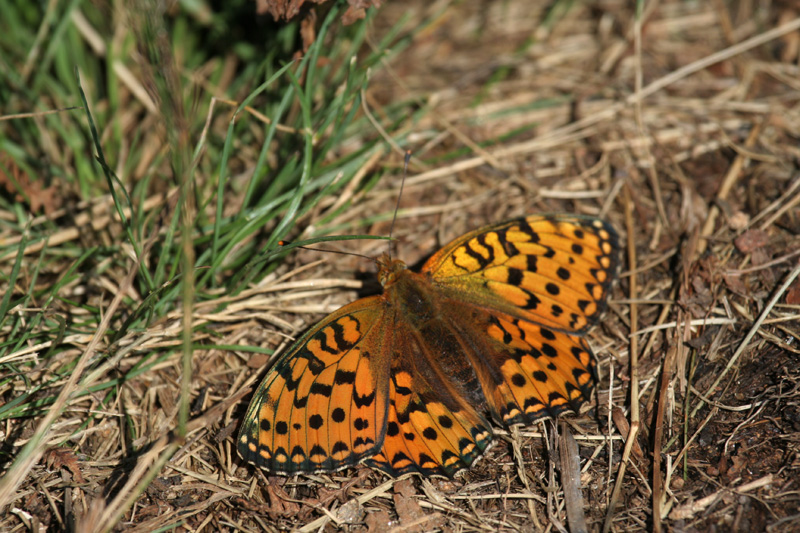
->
[238, 215, 618, 477]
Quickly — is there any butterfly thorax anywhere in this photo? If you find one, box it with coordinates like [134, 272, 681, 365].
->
[376, 253, 408, 287]
[377, 253, 442, 325]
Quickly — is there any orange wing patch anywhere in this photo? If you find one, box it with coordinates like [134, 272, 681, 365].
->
[366, 370, 493, 477]
[487, 317, 597, 425]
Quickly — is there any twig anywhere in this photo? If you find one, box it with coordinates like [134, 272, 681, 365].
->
[559, 423, 588, 533]
[669, 474, 774, 520]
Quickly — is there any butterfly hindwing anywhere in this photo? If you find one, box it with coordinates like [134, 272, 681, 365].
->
[446, 304, 600, 427]
[365, 317, 494, 477]
[237, 297, 391, 474]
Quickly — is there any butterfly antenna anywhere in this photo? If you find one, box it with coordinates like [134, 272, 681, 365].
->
[387, 150, 412, 258]
[278, 241, 372, 261]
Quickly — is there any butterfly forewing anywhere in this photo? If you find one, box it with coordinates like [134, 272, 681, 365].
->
[237, 297, 391, 474]
[420, 215, 617, 429]
[422, 215, 618, 334]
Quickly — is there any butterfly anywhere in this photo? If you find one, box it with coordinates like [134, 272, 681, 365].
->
[238, 214, 618, 477]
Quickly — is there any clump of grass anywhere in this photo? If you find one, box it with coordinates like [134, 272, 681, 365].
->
[0, 2, 431, 528]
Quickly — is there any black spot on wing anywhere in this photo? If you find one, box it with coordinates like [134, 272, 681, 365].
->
[309, 414, 324, 429]
[541, 343, 558, 358]
[331, 318, 356, 351]
[518, 219, 539, 243]
[331, 441, 349, 455]
[507, 267, 524, 286]
[499, 230, 520, 257]
[353, 436, 375, 448]
[526, 254, 538, 272]
[422, 427, 438, 440]
[309, 444, 326, 458]
[297, 347, 326, 376]
[475, 233, 496, 265]
[463, 239, 492, 269]
[354, 390, 375, 408]
[293, 395, 308, 408]
[309, 382, 332, 396]
[335, 369, 356, 384]
[291, 446, 306, 460]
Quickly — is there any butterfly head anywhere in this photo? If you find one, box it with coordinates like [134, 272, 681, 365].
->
[376, 253, 407, 287]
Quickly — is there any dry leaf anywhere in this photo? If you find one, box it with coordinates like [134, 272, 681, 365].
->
[255, 0, 382, 25]
[0, 154, 61, 216]
[44, 448, 86, 483]
[734, 229, 769, 253]
[365, 509, 392, 532]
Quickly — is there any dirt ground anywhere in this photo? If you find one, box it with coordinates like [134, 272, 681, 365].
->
[3, 1, 800, 532]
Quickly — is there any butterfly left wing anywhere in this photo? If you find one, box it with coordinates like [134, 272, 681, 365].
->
[237, 297, 391, 474]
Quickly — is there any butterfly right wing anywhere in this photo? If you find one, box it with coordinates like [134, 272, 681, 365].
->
[237, 297, 391, 474]
[422, 215, 619, 334]
[421, 215, 619, 427]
